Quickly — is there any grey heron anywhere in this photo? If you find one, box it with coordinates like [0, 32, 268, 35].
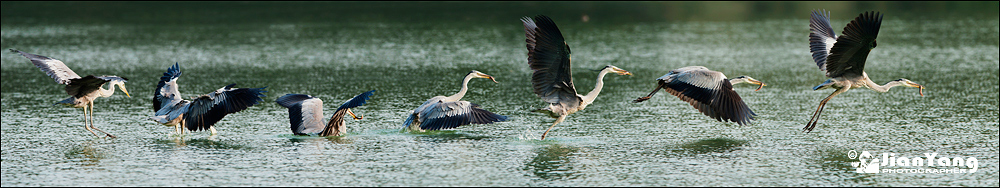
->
[402, 70, 508, 132]
[804, 10, 924, 132]
[10, 49, 132, 138]
[149, 62, 268, 135]
[632, 66, 766, 126]
[522, 15, 633, 140]
[276, 90, 375, 136]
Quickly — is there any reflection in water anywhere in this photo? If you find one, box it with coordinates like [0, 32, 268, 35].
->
[411, 130, 494, 143]
[153, 137, 250, 150]
[676, 137, 749, 154]
[63, 141, 105, 166]
[523, 144, 581, 180]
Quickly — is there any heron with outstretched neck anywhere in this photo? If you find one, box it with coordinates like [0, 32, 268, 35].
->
[403, 70, 508, 132]
[633, 66, 766, 126]
[10, 49, 131, 138]
[804, 10, 924, 132]
[522, 15, 633, 140]
[149, 62, 268, 135]
[276, 90, 375, 136]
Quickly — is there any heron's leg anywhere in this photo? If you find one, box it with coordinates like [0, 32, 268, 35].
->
[83, 106, 100, 137]
[210, 126, 217, 135]
[87, 103, 115, 138]
[634, 83, 665, 103]
[540, 115, 567, 140]
[804, 87, 850, 132]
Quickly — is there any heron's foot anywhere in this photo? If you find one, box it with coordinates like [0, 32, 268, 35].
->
[105, 133, 117, 138]
[633, 96, 651, 103]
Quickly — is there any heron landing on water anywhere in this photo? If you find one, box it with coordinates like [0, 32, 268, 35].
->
[522, 15, 633, 140]
[804, 10, 924, 132]
[402, 70, 508, 132]
[276, 90, 375, 137]
[633, 66, 766, 126]
[10, 49, 132, 138]
[149, 62, 267, 135]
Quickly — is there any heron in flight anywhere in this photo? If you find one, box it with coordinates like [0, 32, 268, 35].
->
[10, 49, 131, 138]
[402, 70, 508, 132]
[521, 15, 633, 140]
[149, 62, 267, 135]
[804, 10, 923, 132]
[632, 66, 766, 126]
[276, 90, 375, 136]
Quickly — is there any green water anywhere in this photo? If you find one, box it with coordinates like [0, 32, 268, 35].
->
[2, 1, 997, 186]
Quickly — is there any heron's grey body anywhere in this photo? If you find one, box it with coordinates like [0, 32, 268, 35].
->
[633, 66, 764, 126]
[804, 10, 923, 132]
[276, 90, 375, 137]
[403, 71, 507, 132]
[10, 49, 131, 138]
[150, 62, 268, 135]
[522, 15, 633, 140]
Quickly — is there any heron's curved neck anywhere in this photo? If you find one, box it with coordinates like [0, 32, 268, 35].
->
[581, 69, 612, 105]
[445, 73, 476, 101]
[862, 77, 905, 93]
[100, 83, 118, 97]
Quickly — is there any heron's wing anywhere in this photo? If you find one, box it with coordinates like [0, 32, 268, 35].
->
[154, 62, 184, 113]
[335, 90, 375, 111]
[809, 10, 837, 71]
[523, 15, 581, 108]
[824, 11, 882, 78]
[276, 94, 325, 135]
[10, 49, 81, 85]
[417, 101, 507, 131]
[661, 69, 756, 126]
[65, 75, 109, 98]
[185, 84, 267, 131]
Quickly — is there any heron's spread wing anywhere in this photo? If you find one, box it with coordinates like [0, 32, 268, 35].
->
[523, 15, 581, 109]
[336, 90, 375, 111]
[809, 10, 838, 71]
[417, 101, 507, 131]
[276, 94, 325, 135]
[185, 84, 267, 131]
[154, 62, 184, 113]
[661, 68, 756, 126]
[824, 11, 882, 78]
[10, 49, 81, 85]
[65, 75, 110, 98]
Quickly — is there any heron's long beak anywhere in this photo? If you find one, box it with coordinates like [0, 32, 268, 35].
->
[749, 80, 767, 91]
[618, 70, 632, 76]
[347, 108, 363, 120]
[121, 86, 131, 98]
[486, 75, 498, 83]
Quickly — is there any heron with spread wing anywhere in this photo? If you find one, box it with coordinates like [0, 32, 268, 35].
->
[402, 70, 508, 132]
[522, 15, 633, 140]
[10, 49, 131, 138]
[804, 10, 924, 132]
[276, 90, 375, 136]
[633, 66, 766, 126]
[149, 62, 267, 135]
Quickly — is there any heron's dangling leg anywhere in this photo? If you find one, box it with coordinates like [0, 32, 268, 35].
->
[634, 82, 666, 103]
[540, 115, 567, 140]
[87, 103, 115, 138]
[804, 86, 850, 132]
[83, 106, 100, 137]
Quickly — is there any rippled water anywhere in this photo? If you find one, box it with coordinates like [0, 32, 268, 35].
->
[2, 2, 998, 187]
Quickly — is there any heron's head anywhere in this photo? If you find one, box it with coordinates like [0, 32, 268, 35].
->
[109, 76, 131, 98]
[895, 79, 923, 96]
[731, 76, 767, 91]
[470, 70, 498, 83]
[603, 65, 632, 76]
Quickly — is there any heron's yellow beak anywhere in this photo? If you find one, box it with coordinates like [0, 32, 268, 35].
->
[347, 108, 363, 120]
[121, 86, 131, 98]
[483, 75, 498, 83]
[748, 79, 766, 91]
[615, 68, 632, 76]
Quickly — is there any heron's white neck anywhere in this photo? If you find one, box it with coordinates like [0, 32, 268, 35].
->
[581, 68, 612, 105]
[99, 82, 119, 97]
[862, 76, 906, 93]
[445, 73, 477, 101]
